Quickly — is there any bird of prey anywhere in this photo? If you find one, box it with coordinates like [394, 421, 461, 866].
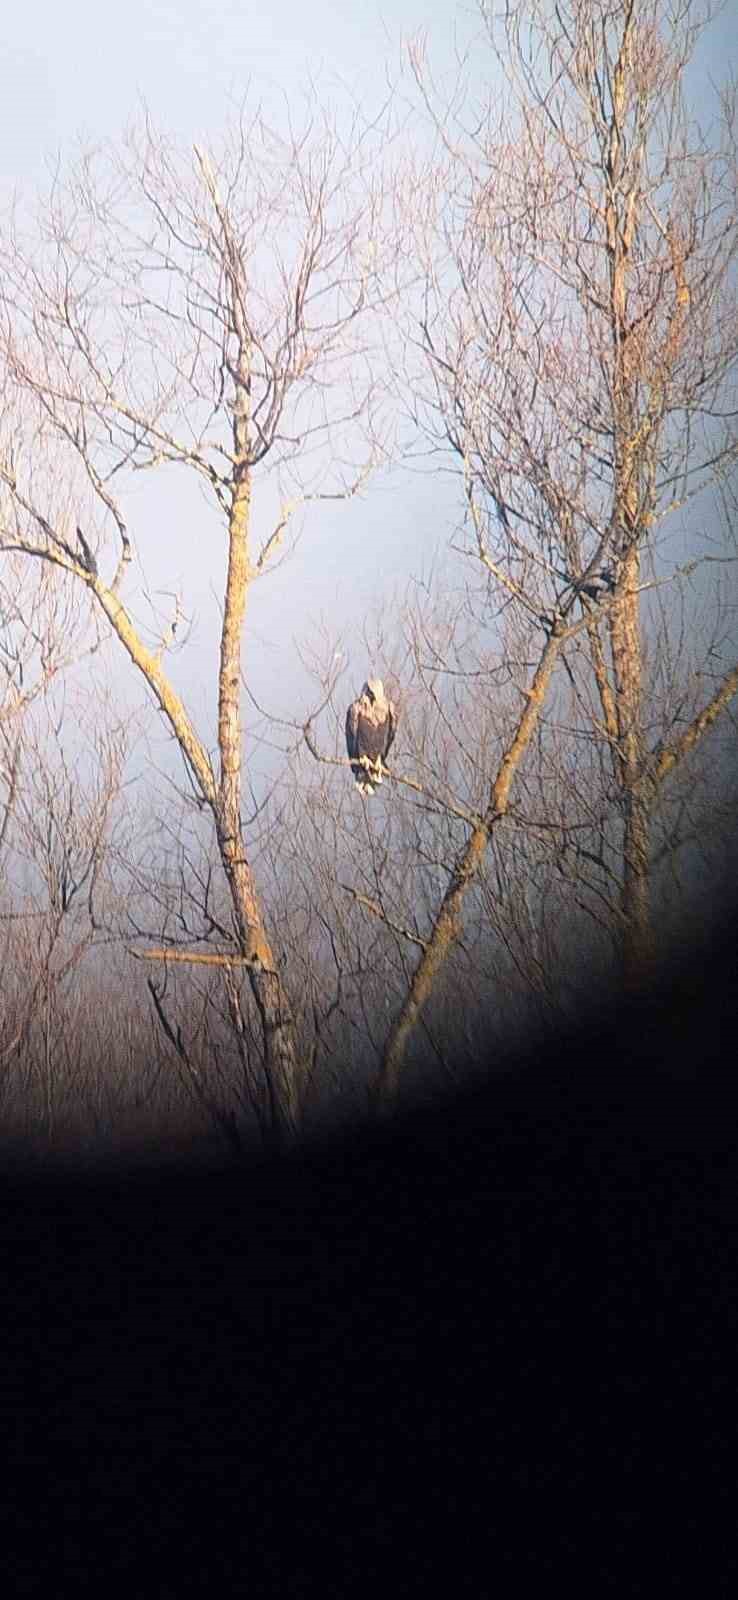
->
[345, 678, 397, 796]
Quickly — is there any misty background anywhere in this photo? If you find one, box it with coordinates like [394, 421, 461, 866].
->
[1, 0, 736, 1164]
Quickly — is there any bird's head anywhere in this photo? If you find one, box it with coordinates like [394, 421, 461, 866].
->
[364, 677, 385, 705]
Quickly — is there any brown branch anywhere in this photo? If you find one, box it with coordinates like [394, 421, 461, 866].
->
[375, 623, 566, 1107]
[302, 722, 483, 828]
[652, 661, 738, 788]
[338, 883, 428, 951]
[131, 947, 259, 967]
[585, 615, 620, 750]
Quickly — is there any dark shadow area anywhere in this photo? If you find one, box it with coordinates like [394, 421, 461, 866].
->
[3, 902, 737, 1592]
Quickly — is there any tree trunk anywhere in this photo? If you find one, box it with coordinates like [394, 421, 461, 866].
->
[217, 350, 304, 1143]
[603, 6, 655, 991]
[88, 554, 303, 1145]
[609, 546, 654, 989]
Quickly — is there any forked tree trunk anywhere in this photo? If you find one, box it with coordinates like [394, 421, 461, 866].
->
[89, 560, 304, 1145]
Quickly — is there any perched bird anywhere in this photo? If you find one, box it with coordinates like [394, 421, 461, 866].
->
[577, 566, 616, 600]
[555, 565, 616, 600]
[345, 678, 397, 796]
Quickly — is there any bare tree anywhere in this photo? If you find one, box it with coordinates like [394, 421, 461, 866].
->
[375, 0, 738, 1098]
[0, 101, 391, 1141]
[290, 565, 585, 1099]
[0, 700, 126, 1130]
[1, 553, 99, 725]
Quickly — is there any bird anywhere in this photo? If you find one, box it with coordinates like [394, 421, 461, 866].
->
[577, 566, 616, 600]
[553, 565, 616, 600]
[345, 678, 397, 796]
[76, 526, 98, 577]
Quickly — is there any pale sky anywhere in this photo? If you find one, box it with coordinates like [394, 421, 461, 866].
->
[2, 0, 733, 174]
[2, 0, 472, 762]
[1, 1, 735, 785]
[1, 1, 444, 166]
